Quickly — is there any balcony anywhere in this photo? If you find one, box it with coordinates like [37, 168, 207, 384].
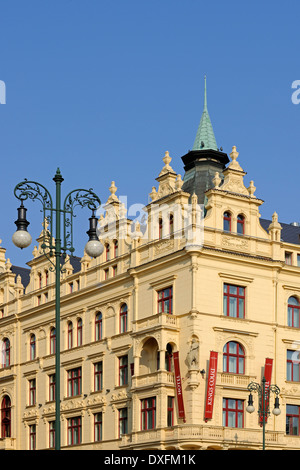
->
[131, 370, 174, 390]
[133, 313, 178, 335]
[0, 437, 16, 450]
[120, 425, 286, 450]
[220, 373, 253, 388]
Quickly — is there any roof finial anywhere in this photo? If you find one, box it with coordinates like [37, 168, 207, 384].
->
[204, 75, 207, 111]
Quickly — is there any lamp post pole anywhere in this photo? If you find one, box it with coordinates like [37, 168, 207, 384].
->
[12, 169, 104, 450]
[54, 169, 63, 450]
[246, 376, 281, 450]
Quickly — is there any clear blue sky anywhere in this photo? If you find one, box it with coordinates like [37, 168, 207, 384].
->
[0, 0, 299, 267]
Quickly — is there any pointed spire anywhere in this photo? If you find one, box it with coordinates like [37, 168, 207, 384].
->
[192, 76, 218, 151]
[204, 74, 208, 111]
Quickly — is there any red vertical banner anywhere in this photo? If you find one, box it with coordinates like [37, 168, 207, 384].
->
[173, 351, 186, 422]
[204, 351, 218, 422]
[259, 358, 273, 425]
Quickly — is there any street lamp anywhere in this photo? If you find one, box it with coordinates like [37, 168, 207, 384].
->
[12, 168, 104, 450]
[246, 376, 281, 450]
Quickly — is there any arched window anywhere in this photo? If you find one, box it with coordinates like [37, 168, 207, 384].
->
[223, 341, 245, 374]
[158, 218, 163, 239]
[30, 334, 36, 360]
[68, 322, 73, 349]
[223, 212, 231, 232]
[95, 312, 103, 341]
[2, 338, 10, 368]
[288, 296, 300, 328]
[165, 343, 173, 372]
[140, 338, 159, 375]
[50, 327, 56, 354]
[45, 270, 49, 286]
[38, 273, 42, 289]
[105, 244, 110, 261]
[169, 214, 174, 236]
[114, 240, 118, 258]
[1, 396, 11, 438]
[77, 318, 83, 347]
[237, 214, 245, 235]
[120, 304, 128, 333]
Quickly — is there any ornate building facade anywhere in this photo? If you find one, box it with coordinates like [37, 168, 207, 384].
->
[1, 83, 300, 450]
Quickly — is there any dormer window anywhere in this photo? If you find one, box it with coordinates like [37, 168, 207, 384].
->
[285, 252, 293, 265]
[237, 215, 245, 235]
[223, 212, 231, 232]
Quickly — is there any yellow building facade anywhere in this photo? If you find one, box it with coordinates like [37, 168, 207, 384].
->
[1, 97, 300, 450]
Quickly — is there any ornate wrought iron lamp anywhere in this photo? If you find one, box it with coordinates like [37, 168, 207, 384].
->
[246, 376, 281, 450]
[12, 168, 104, 450]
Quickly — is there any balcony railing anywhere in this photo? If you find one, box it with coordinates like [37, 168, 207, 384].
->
[133, 313, 178, 333]
[0, 437, 16, 450]
[120, 425, 285, 449]
[131, 370, 174, 389]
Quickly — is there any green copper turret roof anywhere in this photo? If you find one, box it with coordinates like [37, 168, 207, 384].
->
[192, 76, 218, 151]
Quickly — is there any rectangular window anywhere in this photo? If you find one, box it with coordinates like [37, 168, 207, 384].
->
[29, 424, 36, 450]
[119, 408, 128, 437]
[104, 268, 109, 280]
[94, 362, 103, 392]
[68, 416, 81, 446]
[167, 396, 174, 427]
[285, 252, 293, 265]
[286, 405, 300, 435]
[49, 374, 55, 402]
[141, 397, 156, 430]
[68, 367, 82, 397]
[119, 356, 128, 386]
[113, 265, 117, 277]
[223, 284, 245, 318]
[29, 378, 36, 406]
[94, 413, 102, 442]
[287, 350, 300, 381]
[157, 287, 173, 314]
[297, 254, 300, 267]
[49, 421, 55, 449]
[222, 398, 244, 428]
